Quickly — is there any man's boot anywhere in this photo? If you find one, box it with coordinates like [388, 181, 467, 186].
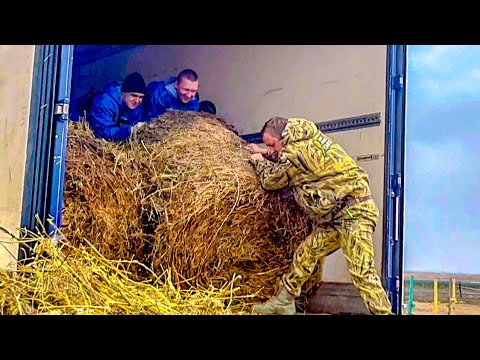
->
[252, 287, 296, 315]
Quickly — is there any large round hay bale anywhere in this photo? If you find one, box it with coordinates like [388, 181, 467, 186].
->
[62, 111, 320, 302]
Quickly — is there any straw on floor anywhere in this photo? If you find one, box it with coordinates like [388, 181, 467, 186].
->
[0, 225, 252, 315]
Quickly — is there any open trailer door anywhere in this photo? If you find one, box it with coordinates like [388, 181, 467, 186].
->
[384, 45, 407, 315]
[19, 45, 73, 261]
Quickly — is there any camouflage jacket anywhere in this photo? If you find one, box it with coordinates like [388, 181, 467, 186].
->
[252, 117, 373, 222]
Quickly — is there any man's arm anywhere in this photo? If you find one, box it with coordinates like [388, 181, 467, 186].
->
[247, 143, 269, 155]
[89, 104, 131, 142]
[251, 153, 291, 191]
[144, 81, 169, 120]
[247, 143, 278, 162]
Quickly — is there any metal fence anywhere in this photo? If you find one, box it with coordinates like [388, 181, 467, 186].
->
[403, 276, 480, 314]
[405, 282, 480, 302]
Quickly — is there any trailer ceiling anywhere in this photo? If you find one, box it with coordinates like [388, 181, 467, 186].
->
[73, 45, 141, 66]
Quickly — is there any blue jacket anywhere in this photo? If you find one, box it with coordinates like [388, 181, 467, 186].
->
[88, 81, 144, 142]
[143, 76, 200, 120]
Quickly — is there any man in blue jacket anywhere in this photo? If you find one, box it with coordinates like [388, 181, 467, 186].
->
[88, 72, 147, 142]
[143, 68, 202, 120]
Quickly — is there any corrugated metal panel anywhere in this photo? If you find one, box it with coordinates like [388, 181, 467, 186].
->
[19, 45, 60, 262]
[20, 45, 74, 261]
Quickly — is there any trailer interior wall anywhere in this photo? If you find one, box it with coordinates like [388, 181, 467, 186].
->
[0, 45, 36, 269]
[72, 44, 387, 286]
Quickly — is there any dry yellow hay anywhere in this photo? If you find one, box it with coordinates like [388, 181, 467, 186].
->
[0, 226, 252, 315]
[62, 111, 321, 306]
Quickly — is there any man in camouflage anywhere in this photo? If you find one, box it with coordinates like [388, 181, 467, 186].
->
[247, 117, 393, 315]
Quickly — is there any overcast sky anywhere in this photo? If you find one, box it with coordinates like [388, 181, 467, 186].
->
[404, 45, 480, 274]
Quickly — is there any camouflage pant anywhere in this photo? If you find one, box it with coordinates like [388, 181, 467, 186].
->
[282, 199, 393, 315]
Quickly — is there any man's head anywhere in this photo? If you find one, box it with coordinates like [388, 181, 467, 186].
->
[175, 69, 199, 104]
[261, 116, 288, 154]
[121, 72, 146, 110]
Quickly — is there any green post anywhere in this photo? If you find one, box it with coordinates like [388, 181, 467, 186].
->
[407, 276, 415, 315]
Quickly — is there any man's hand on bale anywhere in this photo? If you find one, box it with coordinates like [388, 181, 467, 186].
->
[247, 143, 268, 155]
[251, 153, 264, 161]
[131, 122, 146, 141]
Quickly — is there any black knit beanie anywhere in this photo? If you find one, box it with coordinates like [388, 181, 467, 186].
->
[121, 72, 147, 94]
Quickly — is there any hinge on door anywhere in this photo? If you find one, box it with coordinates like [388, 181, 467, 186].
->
[389, 172, 403, 242]
[387, 276, 399, 292]
[389, 173, 402, 198]
[392, 75, 404, 90]
[54, 101, 70, 121]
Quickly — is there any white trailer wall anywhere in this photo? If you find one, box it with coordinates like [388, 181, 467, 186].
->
[0, 45, 36, 269]
[72, 45, 388, 285]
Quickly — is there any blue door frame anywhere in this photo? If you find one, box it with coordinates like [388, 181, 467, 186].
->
[384, 45, 407, 315]
[20, 45, 73, 260]
[47, 45, 74, 235]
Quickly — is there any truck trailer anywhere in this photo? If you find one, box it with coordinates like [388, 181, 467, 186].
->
[0, 45, 407, 314]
